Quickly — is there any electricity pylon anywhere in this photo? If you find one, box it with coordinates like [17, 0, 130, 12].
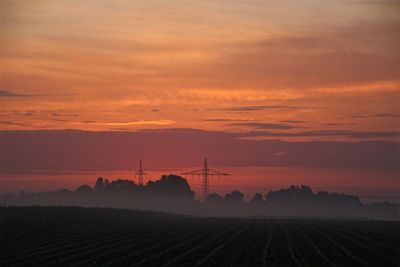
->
[135, 160, 146, 186]
[182, 158, 231, 201]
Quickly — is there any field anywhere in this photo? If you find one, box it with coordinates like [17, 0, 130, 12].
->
[1, 207, 399, 267]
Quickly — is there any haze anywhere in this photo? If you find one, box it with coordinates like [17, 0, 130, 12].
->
[0, 0, 399, 202]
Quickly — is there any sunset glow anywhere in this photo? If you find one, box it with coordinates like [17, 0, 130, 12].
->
[2, 1, 399, 135]
[1, 0, 399, 201]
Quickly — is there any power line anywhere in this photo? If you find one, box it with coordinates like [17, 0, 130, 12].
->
[182, 158, 231, 201]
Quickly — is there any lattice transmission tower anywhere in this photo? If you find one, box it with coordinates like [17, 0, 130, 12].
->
[135, 160, 147, 186]
[182, 158, 231, 201]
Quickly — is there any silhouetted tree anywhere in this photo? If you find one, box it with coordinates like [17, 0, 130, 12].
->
[265, 185, 363, 209]
[107, 179, 137, 191]
[225, 190, 244, 203]
[146, 175, 195, 199]
[207, 193, 223, 203]
[300, 185, 312, 194]
[94, 177, 105, 190]
[250, 193, 263, 204]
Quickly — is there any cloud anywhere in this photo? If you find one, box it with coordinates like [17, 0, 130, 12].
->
[344, 113, 400, 119]
[0, 90, 38, 97]
[227, 122, 296, 130]
[242, 130, 399, 139]
[0, 120, 29, 127]
[206, 25, 400, 89]
[1, 129, 398, 172]
[204, 118, 233, 122]
[0, 109, 81, 118]
[344, 114, 368, 119]
[204, 118, 254, 122]
[80, 120, 175, 126]
[50, 111, 80, 117]
[346, 131, 399, 139]
[281, 120, 307, 124]
[109, 128, 131, 131]
[324, 122, 357, 126]
[153, 24, 400, 92]
[217, 105, 301, 112]
[375, 113, 400, 118]
[52, 118, 70, 122]
[0, 90, 76, 98]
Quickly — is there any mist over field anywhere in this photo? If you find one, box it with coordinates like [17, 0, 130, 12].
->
[1, 175, 398, 220]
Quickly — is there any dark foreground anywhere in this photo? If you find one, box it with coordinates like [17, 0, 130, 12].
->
[1, 207, 399, 267]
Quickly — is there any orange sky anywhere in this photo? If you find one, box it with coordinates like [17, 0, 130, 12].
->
[1, 0, 399, 141]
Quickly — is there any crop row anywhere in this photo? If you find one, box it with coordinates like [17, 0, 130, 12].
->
[2, 208, 399, 267]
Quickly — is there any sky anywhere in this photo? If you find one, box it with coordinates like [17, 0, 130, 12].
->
[0, 1, 399, 200]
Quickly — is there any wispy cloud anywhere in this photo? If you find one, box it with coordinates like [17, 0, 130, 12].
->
[324, 122, 356, 126]
[227, 122, 296, 130]
[204, 118, 254, 122]
[0, 120, 30, 127]
[0, 90, 39, 97]
[217, 105, 301, 112]
[344, 114, 368, 119]
[280, 120, 308, 124]
[344, 113, 400, 119]
[242, 130, 399, 139]
[80, 120, 175, 126]
[375, 113, 400, 118]
[0, 89, 76, 98]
